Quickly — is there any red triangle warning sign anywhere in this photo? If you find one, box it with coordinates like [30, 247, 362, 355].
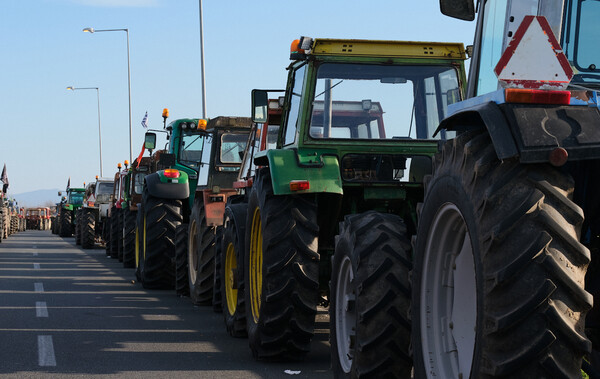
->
[494, 15, 573, 90]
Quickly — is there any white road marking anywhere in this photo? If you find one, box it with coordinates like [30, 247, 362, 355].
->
[36, 302, 48, 317]
[33, 263, 40, 269]
[34, 283, 44, 293]
[38, 335, 56, 366]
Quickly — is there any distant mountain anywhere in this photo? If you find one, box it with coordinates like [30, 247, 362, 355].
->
[11, 189, 62, 208]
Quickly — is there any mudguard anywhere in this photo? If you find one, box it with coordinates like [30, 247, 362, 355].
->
[225, 203, 248, 255]
[145, 170, 190, 200]
[440, 97, 600, 163]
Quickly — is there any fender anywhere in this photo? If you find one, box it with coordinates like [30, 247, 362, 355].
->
[145, 170, 190, 200]
[263, 149, 343, 195]
[437, 101, 519, 160]
[440, 97, 600, 163]
[225, 203, 248, 256]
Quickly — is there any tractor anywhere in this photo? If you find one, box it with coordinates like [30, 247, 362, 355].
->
[76, 177, 114, 249]
[26, 208, 43, 230]
[221, 37, 467, 373]
[58, 186, 85, 237]
[136, 115, 251, 291]
[105, 163, 129, 260]
[410, 1, 600, 378]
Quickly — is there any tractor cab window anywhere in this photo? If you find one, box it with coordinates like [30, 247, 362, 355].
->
[309, 63, 461, 140]
[220, 133, 247, 164]
[563, 0, 600, 86]
[134, 173, 145, 194]
[69, 192, 84, 205]
[179, 131, 206, 170]
[284, 64, 307, 146]
[96, 182, 113, 203]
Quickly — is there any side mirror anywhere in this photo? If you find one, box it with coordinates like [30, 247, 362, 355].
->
[439, 0, 475, 21]
[251, 90, 268, 123]
[144, 132, 157, 150]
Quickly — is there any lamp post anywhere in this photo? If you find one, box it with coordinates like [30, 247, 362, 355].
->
[198, 0, 207, 118]
[66, 86, 103, 177]
[83, 27, 133, 163]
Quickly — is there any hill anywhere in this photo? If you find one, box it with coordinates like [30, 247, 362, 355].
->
[11, 189, 62, 208]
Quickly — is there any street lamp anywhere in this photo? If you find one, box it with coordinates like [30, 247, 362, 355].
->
[83, 26, 133, 163]
[67, 86, 103, 177]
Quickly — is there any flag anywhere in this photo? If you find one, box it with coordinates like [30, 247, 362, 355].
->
[66, 177, 71, 191]
[135, 142, 145, 168]
[1, 164, 8, 194]
[141, 111, 148, 129]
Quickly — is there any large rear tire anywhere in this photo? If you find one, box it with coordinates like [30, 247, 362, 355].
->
[331, 211, 412, 378]
[175, 223, 190, 296]
[188, 200, 215, 305]
[81, 208, 96, 249]
[122, 208, 136, 268]
[244, 169, 320, 360]
[221, 205, 247, 337]
[141, 189, 182, 289]
[412, 130, 592, 378]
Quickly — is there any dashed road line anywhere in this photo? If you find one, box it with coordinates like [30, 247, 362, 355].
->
[36, 302, 48, 317]
[37, 335, 56, 366]
[34, 283, 44, 293]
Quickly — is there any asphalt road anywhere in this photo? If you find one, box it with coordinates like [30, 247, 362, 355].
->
[0, 230, 331, 378]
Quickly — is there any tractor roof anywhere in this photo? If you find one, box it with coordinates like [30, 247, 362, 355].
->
[293, 37, 466, 61]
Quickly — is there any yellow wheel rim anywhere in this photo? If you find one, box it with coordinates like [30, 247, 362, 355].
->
[249, 207, 263, 323]
[225, 241, 238, 316]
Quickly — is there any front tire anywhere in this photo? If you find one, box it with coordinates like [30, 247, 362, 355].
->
[122, 208, 136, 268]
[110, 206, 119, 258]
[175, 223, 190, 296]
[221, 205, 247, 337]
[81, 209, 96, 249]
[75, 209, 82, 245]
[188, 200, 215, 305]
[59, 210, 72, 237]
[412, 130, 592, 378]
[244, 169, 320, 360]
[331, 211, 412, 378]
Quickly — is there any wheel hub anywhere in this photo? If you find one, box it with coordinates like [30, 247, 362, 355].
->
[421, 203, 477, 378]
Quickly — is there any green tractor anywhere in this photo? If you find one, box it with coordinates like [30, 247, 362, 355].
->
[136, 115, 251, 290]
[58, 187, 85, 237]
[218, 37, 467, 372]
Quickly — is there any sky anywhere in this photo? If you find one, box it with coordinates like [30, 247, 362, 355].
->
[1, 0, 476, 201]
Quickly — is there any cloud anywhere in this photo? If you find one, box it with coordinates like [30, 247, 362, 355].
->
[71, 0, 159, 7]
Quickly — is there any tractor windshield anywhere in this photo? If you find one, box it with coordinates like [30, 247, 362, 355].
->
[563, 0, 600, 87]
[309, 63, 461, 140]
[179, 131, 206, 170]
[69, 192, 84, 205]
[96, 182, 113, 203]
